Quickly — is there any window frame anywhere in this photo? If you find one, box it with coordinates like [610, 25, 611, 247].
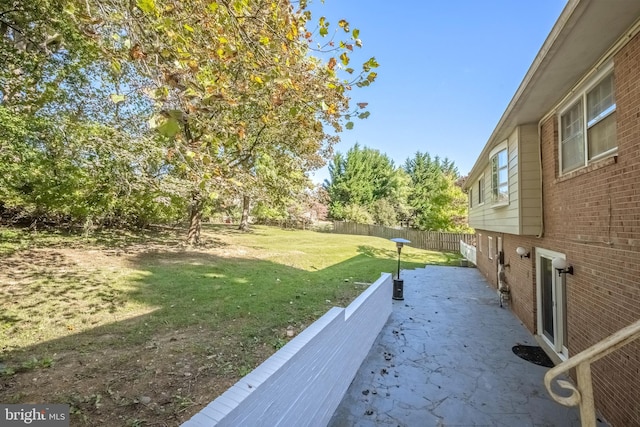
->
[558, 63, 617, 175]
[477, 175, 485, 205]
[488, 236, 494, 260]
[489, 141, 509, 207]
[469, 188, 473, 208]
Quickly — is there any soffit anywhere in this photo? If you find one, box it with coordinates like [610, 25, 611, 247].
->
[467, 0, 640, 182]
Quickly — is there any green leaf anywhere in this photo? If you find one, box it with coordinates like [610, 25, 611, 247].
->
[346, 121, 354, 130]
[340, 52, 349, 66]
[109, 94, 126, 104]
[320, 27, 328, 37]
[136, 0, 156, 14]
[157, 117, 181, 138]
[184, 24, 195, 32]
[111, 61, 121, 75]
[208, 2, 219, 13]
[352, 29, 360, 39]
[358, 111, 370, 119]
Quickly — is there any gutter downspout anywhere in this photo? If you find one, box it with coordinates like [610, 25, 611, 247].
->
[536, 118, 545, 238]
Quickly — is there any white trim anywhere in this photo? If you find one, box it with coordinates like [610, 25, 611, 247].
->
[535, 248, 569, 360]
[557, 62, 615, 118]
[489, 140, 508, 159]
[477, 175, 485, 206]
[557, 61, 616, 176]
[490, 146, 509, 206]
[488, 236, 494, 260]
[491, 201, 509, 209]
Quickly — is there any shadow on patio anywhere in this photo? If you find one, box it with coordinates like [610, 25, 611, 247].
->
[328, 265, 609, 427]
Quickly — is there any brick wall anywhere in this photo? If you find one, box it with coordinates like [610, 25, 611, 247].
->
[474, 32, 640, 427]
[182, 273, 393, 427]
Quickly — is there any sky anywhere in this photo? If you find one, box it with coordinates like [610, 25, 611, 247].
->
[307, 0, 568, 184]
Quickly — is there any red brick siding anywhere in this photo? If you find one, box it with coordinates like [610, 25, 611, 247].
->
[473, 32, 640, 427]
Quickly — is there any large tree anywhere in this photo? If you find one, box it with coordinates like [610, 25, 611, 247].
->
[68, 0, 377, 243]
[324, 144, 406, 224]
[0, 1, 180, 226]
[404, 152, 469, 231]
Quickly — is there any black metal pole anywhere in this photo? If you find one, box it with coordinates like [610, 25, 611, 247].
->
[397, 247, 401, 279]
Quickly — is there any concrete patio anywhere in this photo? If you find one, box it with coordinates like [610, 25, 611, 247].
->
[328, 265, 607, 427]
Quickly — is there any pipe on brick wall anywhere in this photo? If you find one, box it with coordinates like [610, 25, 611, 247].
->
[536, 118, 545, 238]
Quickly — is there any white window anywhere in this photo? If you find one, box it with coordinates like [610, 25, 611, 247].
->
[478, 176, 485, 205]
[491, 149, 508, 204]
[478, 233, 482, 253]
[559, 66, 616, 174]
[488, 236, 493, 260]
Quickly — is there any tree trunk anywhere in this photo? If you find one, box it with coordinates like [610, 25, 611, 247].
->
[238, 195, 250, 231]
[187, 190, 204, 245]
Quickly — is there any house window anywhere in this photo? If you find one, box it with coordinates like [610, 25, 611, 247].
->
[559, 69, 616, 174]
[469, 188, 473, 208]
[491, 149, 508, 204]
[478, 233, 482, 253]
[478, 176, 484, 205]
[488, 236, 493, 259]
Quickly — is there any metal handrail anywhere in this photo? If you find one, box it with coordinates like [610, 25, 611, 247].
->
[544, 318, 640, 427]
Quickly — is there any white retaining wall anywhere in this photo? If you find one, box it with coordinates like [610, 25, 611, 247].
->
[460, 240, 477, 265]
[183, 272, 393, 427]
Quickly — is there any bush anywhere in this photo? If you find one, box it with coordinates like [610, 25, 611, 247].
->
[342, 204, 374, 224]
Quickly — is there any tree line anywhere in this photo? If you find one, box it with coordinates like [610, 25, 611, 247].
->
[0, 0, 378, 243]
[324, 145, 470, 232]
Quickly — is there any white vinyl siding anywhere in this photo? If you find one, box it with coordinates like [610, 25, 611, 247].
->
[468, 125, 541, 236]
[518, 124, 543, 235]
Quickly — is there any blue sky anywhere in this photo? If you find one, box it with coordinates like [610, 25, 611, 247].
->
[308, 0, 567, 184]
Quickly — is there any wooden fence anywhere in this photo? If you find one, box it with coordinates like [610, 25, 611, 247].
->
[333, 221, 475, 252]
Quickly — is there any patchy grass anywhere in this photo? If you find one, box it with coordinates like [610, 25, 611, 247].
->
[0, 224, 460, 425]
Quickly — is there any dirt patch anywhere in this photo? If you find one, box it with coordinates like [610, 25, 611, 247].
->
[0, 235, 276, 426]
[0, 325, 265, 425]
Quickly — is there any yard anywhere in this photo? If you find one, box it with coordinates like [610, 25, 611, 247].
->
[0, 224, 459, 426]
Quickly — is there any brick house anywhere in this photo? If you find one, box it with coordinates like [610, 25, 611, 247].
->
[465, 1, 640, 426]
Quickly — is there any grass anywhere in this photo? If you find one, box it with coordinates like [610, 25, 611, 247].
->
[0, 223, 461, 425]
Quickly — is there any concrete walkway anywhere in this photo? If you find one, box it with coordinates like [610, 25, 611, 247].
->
[328, 266, 600, 427]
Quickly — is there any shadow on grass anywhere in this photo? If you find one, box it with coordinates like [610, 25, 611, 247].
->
[0, 242, 434, 426]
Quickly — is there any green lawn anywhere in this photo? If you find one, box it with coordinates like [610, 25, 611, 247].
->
[0, 224, 460, 425]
